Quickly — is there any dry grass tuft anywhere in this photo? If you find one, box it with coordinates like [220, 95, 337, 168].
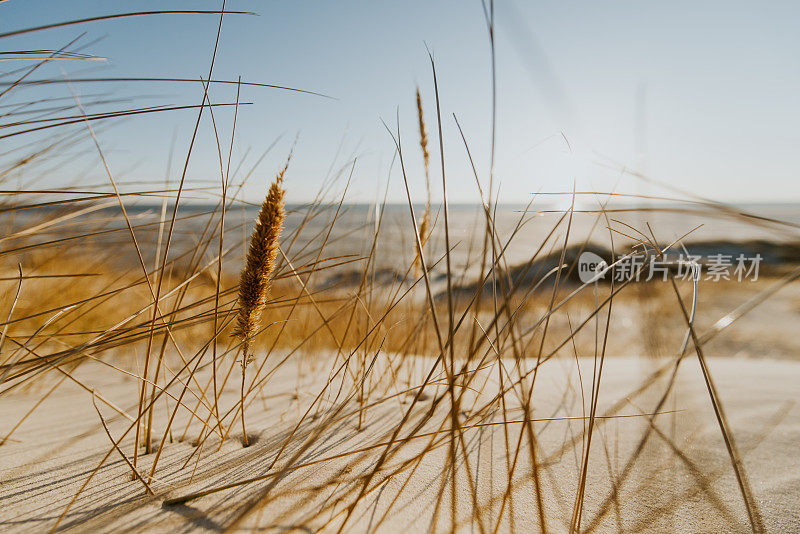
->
[1, 6, 798, 534]
[233, 163, 288, 358]
[233, 160, 288, 445]
[414, 87, 431, 278]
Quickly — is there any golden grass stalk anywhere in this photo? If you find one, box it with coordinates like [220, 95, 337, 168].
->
[414, 87, 431, 278]
[232, 162, 287, 446]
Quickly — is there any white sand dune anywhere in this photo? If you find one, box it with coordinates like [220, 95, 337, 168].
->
[1, 354, 798, 533]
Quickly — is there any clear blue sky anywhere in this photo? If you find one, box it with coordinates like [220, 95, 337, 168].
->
[3, 1, 800, 204]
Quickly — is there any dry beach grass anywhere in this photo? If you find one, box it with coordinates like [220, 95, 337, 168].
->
[1, 5, 800, 534]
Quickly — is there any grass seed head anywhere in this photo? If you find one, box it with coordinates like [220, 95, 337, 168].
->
[233, 163, 288, 363]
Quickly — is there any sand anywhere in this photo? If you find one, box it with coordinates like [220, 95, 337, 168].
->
[1, 353, 798, 533]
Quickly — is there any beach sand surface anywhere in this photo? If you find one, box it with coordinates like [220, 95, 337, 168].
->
[1, 354, 798, 533]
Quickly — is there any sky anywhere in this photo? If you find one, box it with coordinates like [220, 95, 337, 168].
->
[2, 0, 800, 205]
